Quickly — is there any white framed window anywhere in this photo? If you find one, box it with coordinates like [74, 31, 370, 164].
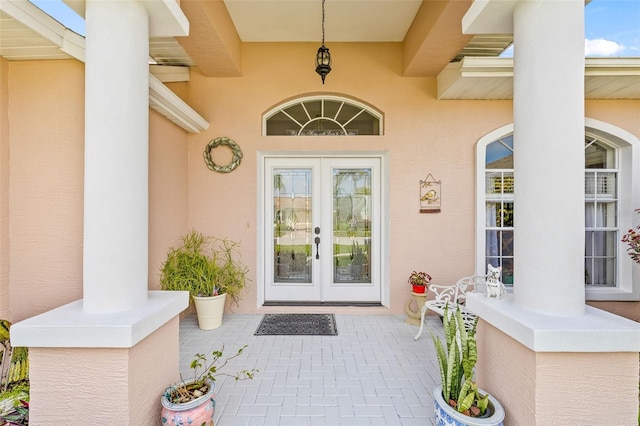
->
[584, 137, 618, 287]
[476, 120, 640, 300]
[485, 135, 514, 285]
[263, 95, 383, 136]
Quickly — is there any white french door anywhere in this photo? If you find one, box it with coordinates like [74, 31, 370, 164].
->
[264, 156, 381, 303]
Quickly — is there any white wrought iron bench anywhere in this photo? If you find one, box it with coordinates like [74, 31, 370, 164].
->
[414, 275, 488, 341]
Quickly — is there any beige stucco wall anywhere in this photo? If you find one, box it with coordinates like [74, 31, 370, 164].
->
[0, 57, 10, 319]
[28, 317, 180, 425]
[3, 60, 190, 322]
[7, 60, 85, 322]
[476, 320, 639, 425]
[0, 47, 638, 320]
[184, 42, 640, 314]
[586, 100, 640, 131]
[148, 103, 190, 290]
[185, 42, 515, 313]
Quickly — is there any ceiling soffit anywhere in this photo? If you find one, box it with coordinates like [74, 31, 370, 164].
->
[175, 0, 241, 77]
[3, 1, 636, 101]
[181, 0, 503, 78]
[222, 0, 422, 42]
[437, 57, 640, 100]
[403, 0, 474, 77]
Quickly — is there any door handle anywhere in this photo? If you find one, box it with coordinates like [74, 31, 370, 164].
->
[314, 236, 320, 259]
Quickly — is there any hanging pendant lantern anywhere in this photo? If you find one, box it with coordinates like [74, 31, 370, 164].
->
[315, 46, 331, 84]
[315, 0, 331, 84]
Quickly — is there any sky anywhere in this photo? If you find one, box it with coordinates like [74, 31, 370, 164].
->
[500, 0, 640, 58]
[584, 0, 640, 56]
[29, 0, 640, 58]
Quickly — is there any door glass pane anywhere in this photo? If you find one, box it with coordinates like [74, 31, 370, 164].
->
[273, 169, 312, 283]
[333, 168, 371, 283]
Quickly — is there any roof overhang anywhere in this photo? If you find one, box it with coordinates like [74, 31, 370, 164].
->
[438, 57, 640, 100]
[0, 0, 208, 134]
[2, 0, 636, 113]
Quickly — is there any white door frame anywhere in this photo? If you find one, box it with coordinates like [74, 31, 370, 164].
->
[257, 151, 390, 307]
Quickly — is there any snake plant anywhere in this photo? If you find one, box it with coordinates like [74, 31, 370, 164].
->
[431, 304, 489, 417]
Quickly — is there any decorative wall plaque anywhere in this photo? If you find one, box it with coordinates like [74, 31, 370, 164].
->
[419, 174, 441, 213]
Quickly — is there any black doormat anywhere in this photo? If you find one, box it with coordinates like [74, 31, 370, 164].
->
[254, 314, 337, 336]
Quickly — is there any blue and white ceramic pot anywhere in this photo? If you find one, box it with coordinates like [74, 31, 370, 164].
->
[434, 385, 505, 426]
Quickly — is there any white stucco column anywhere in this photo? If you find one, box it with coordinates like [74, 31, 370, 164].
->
[11, 2, 190, 422]
[511, 1, 586, 316]
[83, 0, 149, 313]
[464, 0, 585, 316]
[11, 2, 190, 348]
[463, 2, 640, 422]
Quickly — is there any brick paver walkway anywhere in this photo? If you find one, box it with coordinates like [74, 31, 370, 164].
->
[178, 313, 444, 425]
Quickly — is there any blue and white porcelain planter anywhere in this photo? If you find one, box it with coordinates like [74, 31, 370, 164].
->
[434, 385, 505, 426]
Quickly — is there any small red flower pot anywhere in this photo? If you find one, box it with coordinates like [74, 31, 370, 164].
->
[412, 285, 426, 294]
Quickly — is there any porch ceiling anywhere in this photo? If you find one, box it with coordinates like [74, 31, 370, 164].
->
[0, 0, 638, 100]
[0, 0, 513, 78]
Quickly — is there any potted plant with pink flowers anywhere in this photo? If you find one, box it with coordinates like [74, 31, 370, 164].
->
[621, 209, 640, 265]
[408, 271, 431, 294]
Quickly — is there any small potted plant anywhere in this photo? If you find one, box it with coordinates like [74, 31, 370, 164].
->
[621, 208, 640, 265]
[408, 270, 431, 294]
[161, 344, 258, 426]
[430, 304, 504, 426]
[160, 230, 249, 330]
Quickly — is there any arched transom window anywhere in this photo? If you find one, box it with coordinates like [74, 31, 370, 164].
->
[263, 95, 383, 136]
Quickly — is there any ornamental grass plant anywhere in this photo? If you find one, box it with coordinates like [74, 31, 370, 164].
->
[160, 230, 249, 308]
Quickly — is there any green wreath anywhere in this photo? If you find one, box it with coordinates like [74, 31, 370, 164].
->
[203, 137, 243, 173]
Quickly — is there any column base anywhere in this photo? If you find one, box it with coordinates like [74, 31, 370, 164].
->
[468, 294, 640, 425]
[476, 320, 639, 425]
[10, 291, 188, 425]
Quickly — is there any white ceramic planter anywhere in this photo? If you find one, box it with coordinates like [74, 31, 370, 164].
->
[434, 385, 505, 426]
[193, 293, 227, 330]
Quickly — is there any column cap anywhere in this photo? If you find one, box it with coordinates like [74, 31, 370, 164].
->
[467, 293, 640, 352]
[67, 0, 189, 37]
[10, 291, 189, 348]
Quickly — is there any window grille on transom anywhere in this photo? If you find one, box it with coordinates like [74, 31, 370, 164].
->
[263, 95, 383, 136]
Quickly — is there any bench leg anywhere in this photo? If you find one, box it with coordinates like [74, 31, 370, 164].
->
[414, 302, 428, 341]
